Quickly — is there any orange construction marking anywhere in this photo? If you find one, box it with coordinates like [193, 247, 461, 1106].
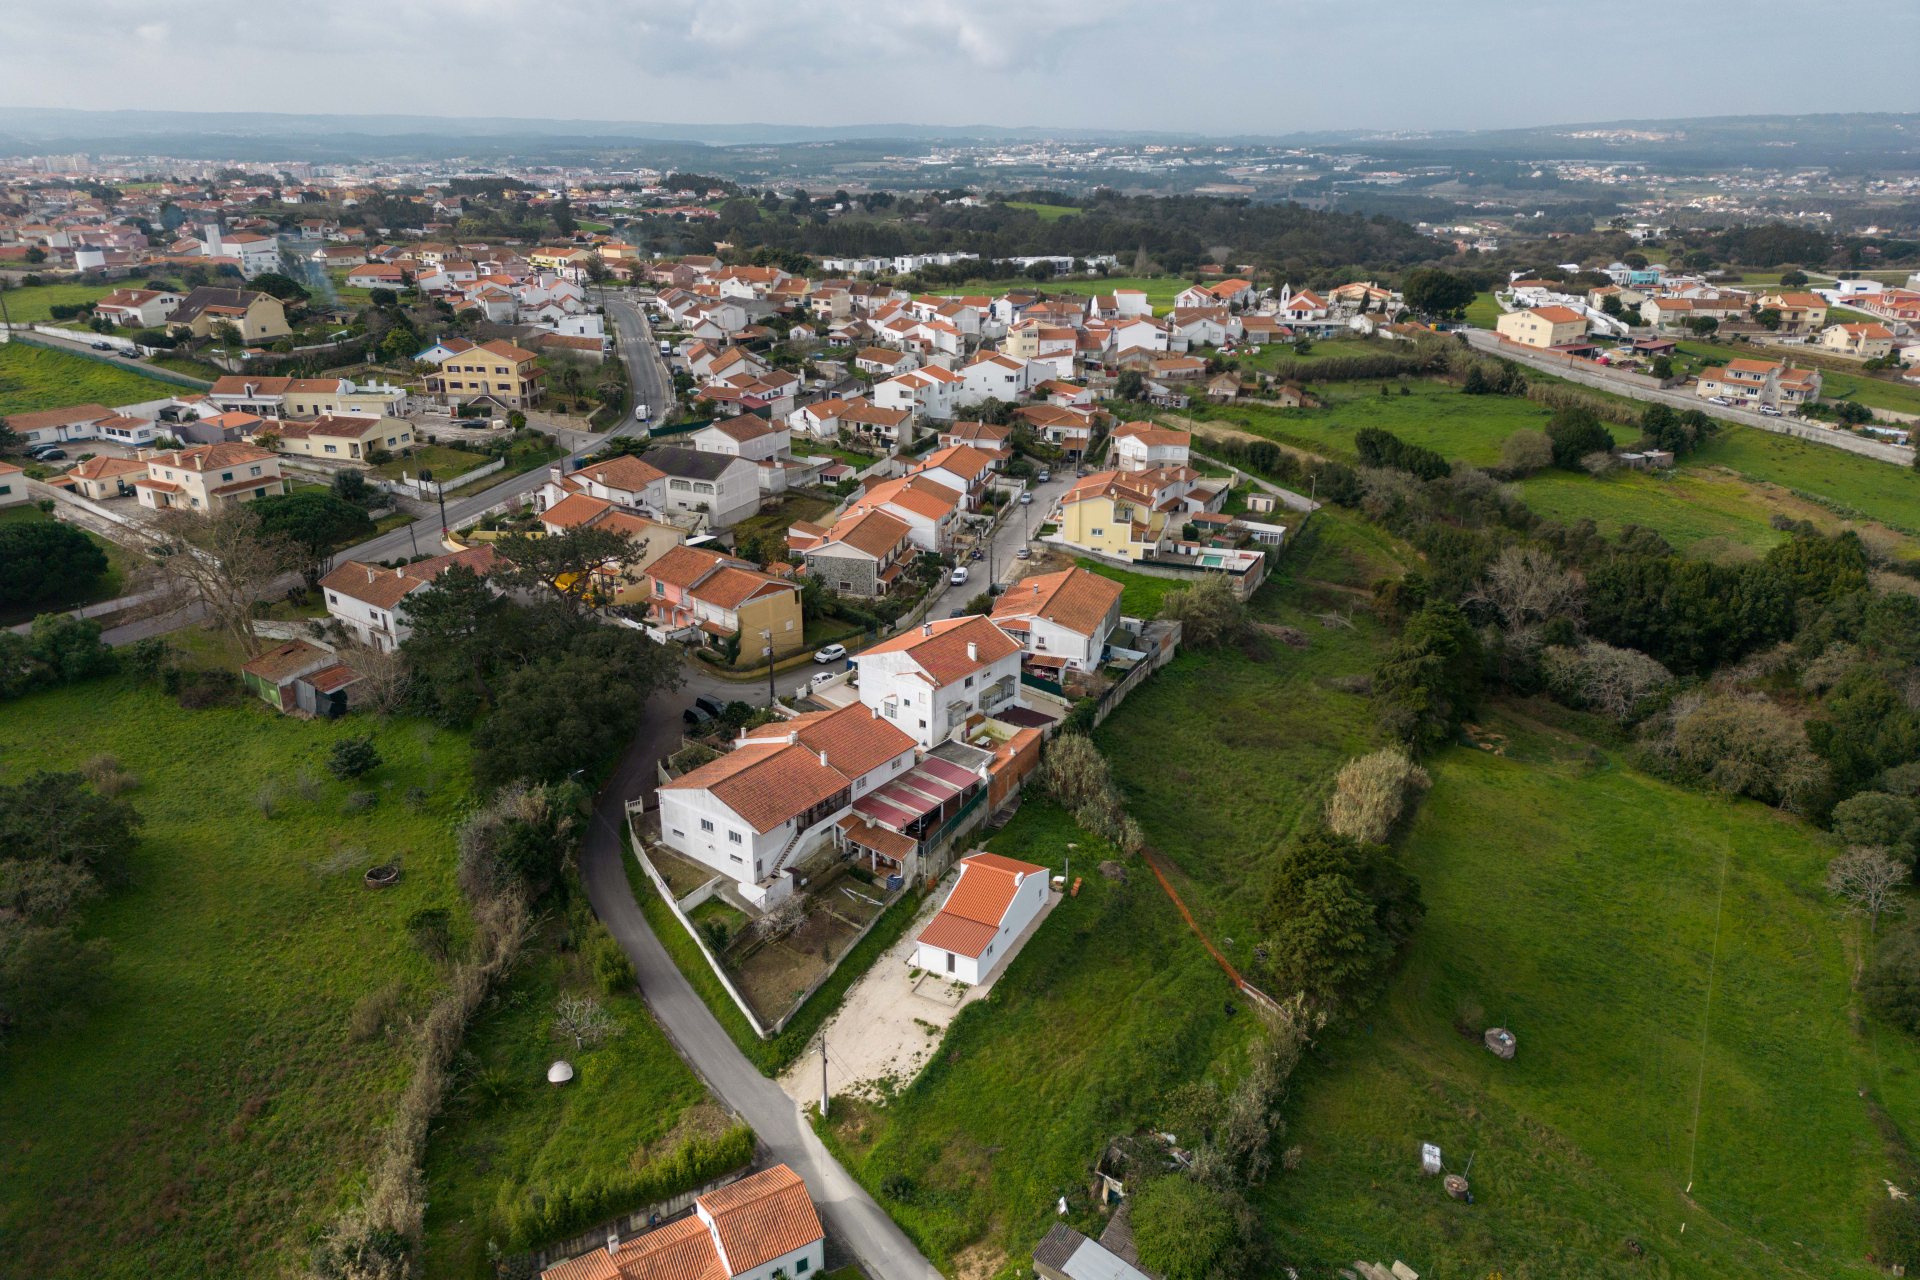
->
[1070, 877, 1082, 898]
[1139, 847, 1283, 1013]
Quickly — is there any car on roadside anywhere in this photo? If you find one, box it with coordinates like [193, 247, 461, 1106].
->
[1707, 396, 1731, 407]
[950, 566, 969, 585]
[812, 643, 847, 664]
[682, 705, 713, 727]
[689, 694, 726, 721]
[950, 607, 967, 618]
[1015, 546, 1032, 559]
[28, 447, 66, 461]
[1037, 470, 1050, 482]
[809, 670, 841, 689]
[90, 341, 114, 351]
[1019, 493, 1032, 504]
[1758, 405, 1782, 417]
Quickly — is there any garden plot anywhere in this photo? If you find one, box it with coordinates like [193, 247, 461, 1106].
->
[724, 869, 894, 1029]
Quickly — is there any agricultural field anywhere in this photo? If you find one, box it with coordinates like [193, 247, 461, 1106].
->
[1176, 378, 1584, 468]
[1262, 701, 1920, 1276]
[0, 682, 477, 1277]
[0, 342, 190, 416]
[1003, 202, 1078, 221]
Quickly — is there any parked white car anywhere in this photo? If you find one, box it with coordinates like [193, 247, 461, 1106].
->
[812, 643, 847, 664]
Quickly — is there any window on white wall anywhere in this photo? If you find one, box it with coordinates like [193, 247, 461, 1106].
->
[700, 818, 714, 832]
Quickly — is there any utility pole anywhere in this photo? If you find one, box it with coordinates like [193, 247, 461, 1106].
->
[761, 627, 775, 708]
[820, 1035, 829, 1118]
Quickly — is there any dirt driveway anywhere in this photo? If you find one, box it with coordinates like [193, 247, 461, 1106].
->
[778, 871, 1062, 1105]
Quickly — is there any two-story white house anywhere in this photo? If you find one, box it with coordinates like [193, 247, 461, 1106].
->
[539, 453, 669, 514]
[853, 614, 1028, 750]
[650, 446, 762, 528]
[658, 702, 918, 896]
[1111, 421, 1192, 472]
[989, 566, 1125, 673]
[909, 444, 998, 512]
[689, 417, 789, 464]
[317, 545, 499, 653]
[956, 352, 1033, 407]
[872, 366, 961, 420]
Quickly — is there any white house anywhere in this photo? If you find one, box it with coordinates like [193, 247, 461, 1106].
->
[317, 546, 499, 653]
[690, 417, 789, 464]
[989, 566, 1125, 673]
[539, 453, 668, 513]
[956, 352, 1033, 406]
[218, 232, 283, 278]
[909, 443, 997, 511]
[872, 365, 961, 420]
[1110, 421, 1192, 472]
[843, 474, 962, 554]
[1107, 315, 1170, 353]
[540, 1164, 824, 1280]
[912, 851, 1051, 985]
[853, 614, 1027, 750]
[92, 287, 182, 328]
[657, 703, 917, 894]
[649, 446, 762, 528]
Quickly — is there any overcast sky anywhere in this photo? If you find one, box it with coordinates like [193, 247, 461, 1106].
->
[7, 0, 1918, 135]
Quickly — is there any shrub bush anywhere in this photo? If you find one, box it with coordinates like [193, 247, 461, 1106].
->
[341, 791, 378, 814]
[328, 735, 382, 779]
[1325, 748, 1431, 845]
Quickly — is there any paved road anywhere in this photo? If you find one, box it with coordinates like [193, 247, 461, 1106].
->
[578, 706, 942, 1280]
[1463, 328, 1914, 465]
[602, 290, 673, 424]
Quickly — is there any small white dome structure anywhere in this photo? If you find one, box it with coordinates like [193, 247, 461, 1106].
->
[547, 1060, 575, 1085]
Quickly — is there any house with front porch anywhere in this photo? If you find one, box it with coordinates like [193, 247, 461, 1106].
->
[853, 614, 1028, 751]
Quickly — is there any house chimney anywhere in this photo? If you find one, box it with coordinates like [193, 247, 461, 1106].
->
[366, 567, 375, 583]
[870, 704, 878, 719]
[819, 749, 828, 767]
[922, 622, 933, 638]
[967, 641, 978, 661]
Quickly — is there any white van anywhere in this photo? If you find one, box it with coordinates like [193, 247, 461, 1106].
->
[659, 340, 671, 356]
[634, 403, 649, 421]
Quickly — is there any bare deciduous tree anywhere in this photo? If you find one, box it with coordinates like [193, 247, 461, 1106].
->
[129, 505, 302, 659]
[1827, 847, 1909, 940]
[1540, 641, 1672, 721]
[1464, 546, 1583, 633]
[339, 640, 411, 716]
[752, 893, 808, 942]
[551, 992, 623, 1049]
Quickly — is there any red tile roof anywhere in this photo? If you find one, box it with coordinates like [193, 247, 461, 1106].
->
[918, 852, 1049, 959]
[859, 614, 1022, 687]
[700, 1165, 823, 1274]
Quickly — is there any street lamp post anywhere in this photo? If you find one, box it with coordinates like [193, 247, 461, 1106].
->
[760, 627, 775, 708]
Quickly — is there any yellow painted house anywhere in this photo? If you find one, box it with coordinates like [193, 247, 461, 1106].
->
[1055, 471, 1168, 561]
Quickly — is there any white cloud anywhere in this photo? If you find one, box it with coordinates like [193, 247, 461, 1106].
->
[0, 0, 1914, 134]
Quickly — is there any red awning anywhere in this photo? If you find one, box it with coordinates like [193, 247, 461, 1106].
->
[914, 757, 980, 789]
[852, 793, 920, 827]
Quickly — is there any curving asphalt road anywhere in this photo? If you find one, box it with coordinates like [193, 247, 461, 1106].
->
[578, 701, 942, 1280]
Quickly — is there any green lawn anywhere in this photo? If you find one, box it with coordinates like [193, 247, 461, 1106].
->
[0, 281, 124, 323]
[420, 949, 710, 1278]
[0, 342, 192, 416]
[1073, 556, 1182, 619]
[1262, 700, 1920, 1276]
[1003, 202, 1078, 221]
[1231, 337, 1387, 376]
[371, 443, 486, 482]
[814, 801, 1259, 1266]
[1464, 291, 1504, 329]
[0, 684, 476, 1277]
[1690, 426, 1920, 535]
[730, 493, 836, 545]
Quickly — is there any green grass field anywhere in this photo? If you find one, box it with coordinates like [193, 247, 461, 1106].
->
[0, 281, 125, 323]
[1464, 292, 1504, 329]
[1232, 337, 1385, 375]
[1073, 556, 1182, 618]
[420, 947, 709, 1278]
[815, 801, 1259, 1267]
[0, 684, 476, 1277]
[1262, 700, 1920, 1276]
[1003, 202, 1078, 221]
[1180, 378, 1584, 468]
[943, 276, 1191, 314]
[0, 342, 191, 416]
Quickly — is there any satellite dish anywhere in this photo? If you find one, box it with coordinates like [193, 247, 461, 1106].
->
[548, 1060, 574, 1085]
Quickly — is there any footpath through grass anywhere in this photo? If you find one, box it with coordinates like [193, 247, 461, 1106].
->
[0, 341, 191, 415]
[1263, 701, 1920, 1276]
[0, 684, 475, 1277]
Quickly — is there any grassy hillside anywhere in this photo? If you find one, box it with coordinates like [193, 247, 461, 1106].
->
[0, 683, 474, 1277]
[0, 342, 188, 415]
[1263, 702, 1920, 1276]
